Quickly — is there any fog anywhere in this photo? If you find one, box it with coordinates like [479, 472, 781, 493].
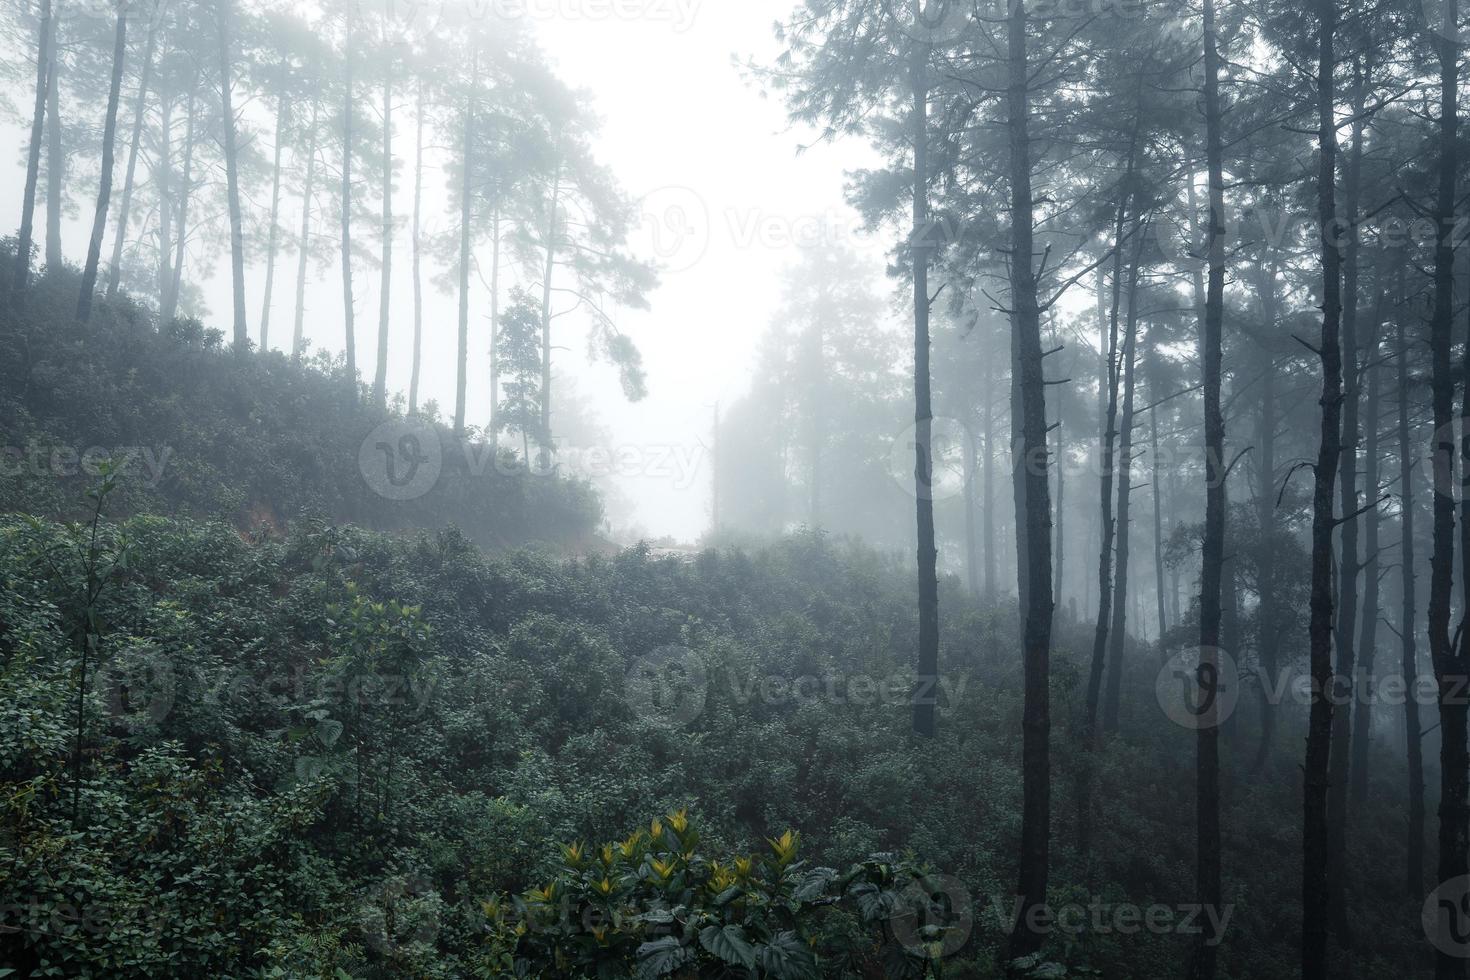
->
[0, 0, 1461, 976]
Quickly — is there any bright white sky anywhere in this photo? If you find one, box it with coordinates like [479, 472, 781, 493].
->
[528, 0, 889, 541]
[2, 0, 895, 544]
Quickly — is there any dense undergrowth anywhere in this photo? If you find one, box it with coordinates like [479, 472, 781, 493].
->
[0, 507, 1424, 978]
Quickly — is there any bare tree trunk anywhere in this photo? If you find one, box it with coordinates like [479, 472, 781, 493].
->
[107, 4, 157, 301]
[12, 0, 54, 300]
[45, 34, 63, 273]
[260, 96, 290, 351]
[1192, 1, 1226, 975]
[1352, 302, 1383, 805]
[410, 77, 423, 411]
[910, 28, 939, 740]
[1150, 373, 1167, 642]
[538, 166, 561, 460]
[1053, 415, 1064, 609]
[374, 65, 392, 409]
[1251, 263, 1282, 774]
[77, 8, 128, 324]
[1104, 241, 1143, 733]
[294, 98, 320, 362]
[983, 351, 997, 602]
[217, 0, 247, 352]
[1303, 0, 1344, 972]
[1429, 4, 1468, 975]
[1326, 62, 1368, 940]
[966, 422, 980, 598]
[1397, 255, 1425, 898]
[455, 78, 476, 437]
[163, 88, 197, 324]
[1086, 152, 1136, 733]
[342, 29, 358, 391]
[156, 96, 173, 310]
[1006, 0, 1054, 957]
[488, 207, 501, 434]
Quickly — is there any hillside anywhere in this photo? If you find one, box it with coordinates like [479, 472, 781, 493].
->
[0, 268, 603, 553]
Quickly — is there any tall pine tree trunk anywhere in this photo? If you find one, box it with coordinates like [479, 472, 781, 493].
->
[1428, 3, 1467, 975]
[1352, 304, 1383, 805]
[488, 208, 501, 435]
[1104, 239, 1143, 733]
[537, 167, 561, 460]
[1086, 153, 1136, 733]
[12, 0, 54, 300]
[983, 350, 997, 602]
[1006, 0, 1054, 957]
[107, 4, 157, 301]
[1192, 0, 1227, 975]
[342, 30, 358, 391]
[294, 98, 320, 362]
[374, 69, 392, 409]
[260, 96, 290, 350]
[1302, 0, 1344, 972]
[455, 80, 476, 437]
[910, 28, 939, 740]
[217, 0, 247, 352]
[1251, 263, 1282, 773]
[156, 96, 173, 310]
[1149, 363, 1167, 642]
[77, 8, 128, 324]
[45, 34, 63, 273]
[1326, 65, 1368, 939]
[164, 88, 197, 324]
[410, 78, 424, 412]
[1397, 254, 1424, 898]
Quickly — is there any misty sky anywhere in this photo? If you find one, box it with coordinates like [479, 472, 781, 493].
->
[2, 0, 895, 543]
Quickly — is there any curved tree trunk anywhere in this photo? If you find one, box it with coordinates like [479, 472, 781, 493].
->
[1085, 152, 1136, 734]
[77, 9, 128, 324]
[107, 4, 158, 301]
[45, 37, 63, 273]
